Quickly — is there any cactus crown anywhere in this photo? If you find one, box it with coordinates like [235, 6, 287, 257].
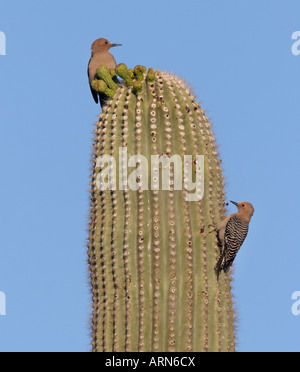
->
[88, 63, 236, 352]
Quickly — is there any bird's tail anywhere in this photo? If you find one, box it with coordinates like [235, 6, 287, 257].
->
[214, 254, 225, 280]
[99, 93, 108, 108]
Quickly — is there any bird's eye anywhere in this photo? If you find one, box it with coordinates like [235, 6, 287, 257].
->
[105, 41, 108, 44]
[242, 204, 245, 207]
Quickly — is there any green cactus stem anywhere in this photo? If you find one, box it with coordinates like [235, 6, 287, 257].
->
[133, 80, 143, 93]
[115, 63, 134, 86]
[128, 69, 135, 79]
[91, 79, 115, 98]
[88, 69, 235, 352]
[146, 67, 155, 82]
[109, 68, 119, 84]
[96, 65, 118, 91]
[109, 68, 116, 77]
[134, 65, 146, 81]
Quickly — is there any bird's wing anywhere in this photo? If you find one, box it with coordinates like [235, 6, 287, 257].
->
[88, 57, 98, 104]
[224, 216, 248, 266]
[216, 229, 223, 249]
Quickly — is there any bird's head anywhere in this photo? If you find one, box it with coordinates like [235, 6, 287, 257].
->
[230, 201, 254, 221]
[91, 38, 122, 53]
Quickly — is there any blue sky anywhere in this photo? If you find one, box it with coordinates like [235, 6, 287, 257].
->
[0, 0, 299, 352]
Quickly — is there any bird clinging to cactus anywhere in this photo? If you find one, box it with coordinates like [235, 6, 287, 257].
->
[214, 201, 254, 279]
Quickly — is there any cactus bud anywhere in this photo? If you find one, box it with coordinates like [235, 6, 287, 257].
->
[128, 69, 135, 79]
[146, 68, 155, 82]
[134, 65, 145, 81]
[116, 63, 134, 86]
[96, 65, 118, 91]
[133, 80, 143, 93]
[91, 79, 115, 98]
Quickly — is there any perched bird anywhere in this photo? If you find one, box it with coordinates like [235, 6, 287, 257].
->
[214, 201, 254, 279]
[88, 38, 122, 105]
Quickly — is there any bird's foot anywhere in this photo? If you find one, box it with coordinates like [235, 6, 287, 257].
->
[205, 224, 217, 238]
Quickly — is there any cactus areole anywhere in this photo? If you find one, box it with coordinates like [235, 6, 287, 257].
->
[88, 64, 236, 352]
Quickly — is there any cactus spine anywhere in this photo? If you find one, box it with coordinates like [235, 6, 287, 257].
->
[88, 67, 236, 352]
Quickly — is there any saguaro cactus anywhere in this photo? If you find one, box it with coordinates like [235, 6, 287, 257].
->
[88, 66, 236, 352]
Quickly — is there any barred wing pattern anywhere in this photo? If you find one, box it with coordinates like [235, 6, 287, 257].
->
[223, 216, 249, 272]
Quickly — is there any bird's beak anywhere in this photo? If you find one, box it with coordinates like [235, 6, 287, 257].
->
[230, 201, 239, 206]
[111, 43, 122, 47]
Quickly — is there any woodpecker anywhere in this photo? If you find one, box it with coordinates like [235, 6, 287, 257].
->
[214, 201, 254, 279]
[88, 38, 122, 105]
